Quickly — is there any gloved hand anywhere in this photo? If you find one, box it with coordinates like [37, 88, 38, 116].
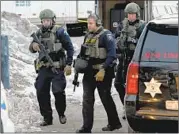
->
[64, 65, 72, 76]
[32, 42, 40, 52]
[129, 43, 136, 50]
[127, 37, 137, 44]
[95, 68, 105, 82]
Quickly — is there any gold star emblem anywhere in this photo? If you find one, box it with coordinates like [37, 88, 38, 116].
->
[144, 78, 162, 98]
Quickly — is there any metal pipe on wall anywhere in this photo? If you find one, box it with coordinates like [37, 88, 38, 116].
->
[102, 1, 106, 27]
[1, 35, 10, 89]
[144, 0, 153, 22]
[95, 0, 99, 15]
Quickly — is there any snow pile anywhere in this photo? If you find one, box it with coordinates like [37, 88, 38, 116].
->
[1, 11, 38, 65]
[6, 90, 42, 132]
[1, 11, 38, 37]
[1, 11, 42, 132]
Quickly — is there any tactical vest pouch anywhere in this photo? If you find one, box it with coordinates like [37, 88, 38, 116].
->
[84, 30, 107, 59]
[54, 43, 62, 52]
[87, 37, 100, 59]
[74, 57, 88, 73]
[85, 39, 103, 59]
[98, 48, 107, 59]
[41, 38, 54, 53]
[80, 44, 88, 58]
[128, 25, 137, 37]
[85, 45, 97, 58]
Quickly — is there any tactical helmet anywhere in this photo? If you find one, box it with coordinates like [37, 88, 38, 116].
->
[124, 2, 140, 18]
[87, 13, 102, 26]
[39, 9, 56, 22]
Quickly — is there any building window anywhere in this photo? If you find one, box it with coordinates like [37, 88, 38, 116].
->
[26, 1, 31, 6]
[16, 1, 31, 7]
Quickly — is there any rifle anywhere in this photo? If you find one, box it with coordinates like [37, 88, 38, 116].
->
[72, 71, 79, 92]
[31, 32, 59, 74]
[72, 59, 79, 92]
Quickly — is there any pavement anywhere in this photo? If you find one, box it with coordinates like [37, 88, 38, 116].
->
[37, 36, 129, 133]
[38, 94, 129, 133]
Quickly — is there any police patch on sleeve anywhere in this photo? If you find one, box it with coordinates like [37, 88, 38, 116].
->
[64, 30, 69, 36]
[106, 34, 113, 41]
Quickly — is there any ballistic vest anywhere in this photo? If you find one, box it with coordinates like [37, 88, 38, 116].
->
[37, 25, 65, 61]
[120, 18, 145, 50]
[84, 29, 107, 59]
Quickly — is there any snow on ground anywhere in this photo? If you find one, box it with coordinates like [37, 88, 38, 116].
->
[1, 11, 118, 132]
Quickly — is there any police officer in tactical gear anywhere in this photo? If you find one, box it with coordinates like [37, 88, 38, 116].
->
[29, 9, 74, 126]
[75, 13, 122, 133]
[114, 2, 145, 117]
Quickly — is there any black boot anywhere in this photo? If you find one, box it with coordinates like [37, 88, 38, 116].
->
[102, 124, 122, 131]
[54, 91, 67, 124]
[59, 115, 67, 124]
[76, 127, 91, 133]
[40, 120, 53, 126]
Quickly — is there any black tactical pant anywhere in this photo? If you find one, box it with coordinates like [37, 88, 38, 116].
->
[114, 52, 133, 105]
[114, 61, 126, 105]
[34, 67, 66, 122]
[82, 69, 121, 130]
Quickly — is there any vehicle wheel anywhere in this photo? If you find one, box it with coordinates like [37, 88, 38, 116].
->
[0, 119, 4, 133]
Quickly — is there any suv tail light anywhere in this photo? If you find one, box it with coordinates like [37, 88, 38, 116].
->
[126, 62, 139, 95]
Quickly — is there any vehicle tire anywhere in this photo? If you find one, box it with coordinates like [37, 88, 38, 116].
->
[0, 119, 4, 133]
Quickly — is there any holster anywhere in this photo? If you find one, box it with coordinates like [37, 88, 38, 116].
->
[34, 57, 66, 74]
[74, 57, 88, 73]
[34, 59, 40, 73]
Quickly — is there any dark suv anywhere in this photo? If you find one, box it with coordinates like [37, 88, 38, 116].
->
[125, 14, 178, 133]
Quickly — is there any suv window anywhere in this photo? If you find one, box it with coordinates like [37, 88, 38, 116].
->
[141, 24, 178, 62]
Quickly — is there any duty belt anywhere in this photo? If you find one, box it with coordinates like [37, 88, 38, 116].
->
[92, 64, 104, 70]
[37, 61, 62, 69]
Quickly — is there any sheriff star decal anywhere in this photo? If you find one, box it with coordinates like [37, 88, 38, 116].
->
[144, 78, 162, 98]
